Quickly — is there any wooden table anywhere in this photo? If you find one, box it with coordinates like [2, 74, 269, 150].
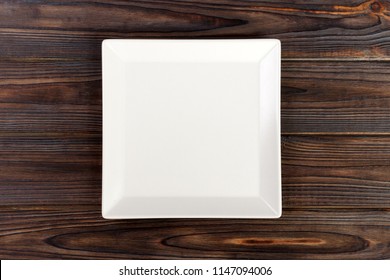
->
[1, 0, 389, 259]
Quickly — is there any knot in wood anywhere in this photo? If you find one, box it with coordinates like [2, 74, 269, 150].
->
[370, 1, 383, 13]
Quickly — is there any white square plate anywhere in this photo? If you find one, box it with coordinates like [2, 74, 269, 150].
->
[102, 39, 281, 219]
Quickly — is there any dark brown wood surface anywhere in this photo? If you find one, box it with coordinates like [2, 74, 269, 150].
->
[0, 0, 389, 259]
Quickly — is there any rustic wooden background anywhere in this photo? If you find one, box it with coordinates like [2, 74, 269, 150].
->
[1, 0, 389, 259]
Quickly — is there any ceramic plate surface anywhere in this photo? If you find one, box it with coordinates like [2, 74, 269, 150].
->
[102, 39, 281, 219]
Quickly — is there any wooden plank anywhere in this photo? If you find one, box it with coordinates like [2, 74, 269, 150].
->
[0, 61, 101, 132]
[0, 207, 388, 259]
[0, 61, 100, 86]
[1, 136, 389, 207]
[0, 103, 101, 134]
[281, 61, 390, 133]
[0, 81, 101, 106]
[1, 0, 390, 60]
[0, 133, 101, 205]
[1, 60, 390, 134]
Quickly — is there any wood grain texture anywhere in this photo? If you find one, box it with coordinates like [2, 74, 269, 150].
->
[0, 0, 389, 259]
[282, 61, 390, 133]
[0, 207, 388, 259]
[282, 136, 390, 207]
[1, 0, 390, 60]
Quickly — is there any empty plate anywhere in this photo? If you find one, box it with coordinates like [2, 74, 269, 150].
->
[102, 39, 281, 219]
